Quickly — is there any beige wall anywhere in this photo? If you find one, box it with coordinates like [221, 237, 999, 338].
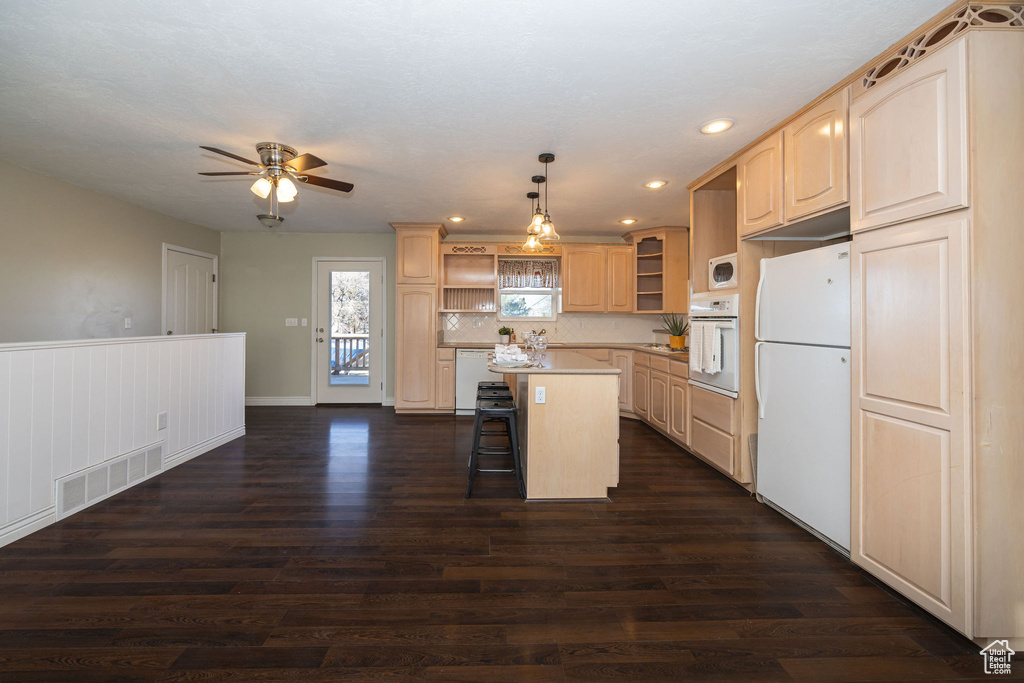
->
[0, 161, 220, 342]
[219, 232, 397, 401]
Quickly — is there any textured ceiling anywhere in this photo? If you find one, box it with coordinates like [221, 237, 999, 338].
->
[0, 0, 950, 236]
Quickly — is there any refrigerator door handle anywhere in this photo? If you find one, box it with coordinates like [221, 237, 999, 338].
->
[755, 341, 765, 420]
[754, 259, 767, 342]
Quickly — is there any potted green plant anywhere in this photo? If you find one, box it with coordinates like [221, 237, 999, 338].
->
[661, 314, 689, 350]
[498, 326, 513, 344]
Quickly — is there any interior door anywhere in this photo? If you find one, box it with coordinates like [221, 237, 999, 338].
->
[315, 260, 384, 404]
[164, 247, 217, 335]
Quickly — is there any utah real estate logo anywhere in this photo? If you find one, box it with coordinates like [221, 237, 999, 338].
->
[981, 640, 1014, 675]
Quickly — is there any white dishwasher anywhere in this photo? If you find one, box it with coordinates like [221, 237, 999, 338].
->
[455, 349, 494, 414]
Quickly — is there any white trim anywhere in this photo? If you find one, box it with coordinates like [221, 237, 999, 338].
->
[383, 396, 395, 407]
[310, 257, 388, 405]
[0, 507, 56, 548]
[164, 426, 246, 466]
[162, 243, 219, 335]
[245, 396, 314, 406]
[0, 332, 245, 353]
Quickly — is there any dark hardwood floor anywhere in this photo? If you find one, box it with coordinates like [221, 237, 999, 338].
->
[0, 406, 995, 682]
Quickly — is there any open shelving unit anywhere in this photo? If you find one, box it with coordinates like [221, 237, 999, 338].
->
[625, 227, 689, 313]
[439, 249, 497, 313]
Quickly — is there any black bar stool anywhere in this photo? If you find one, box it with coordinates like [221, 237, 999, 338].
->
[476, 382, 512, 438]
[466, 398, 525, 499]
[477, 380, 509, 392]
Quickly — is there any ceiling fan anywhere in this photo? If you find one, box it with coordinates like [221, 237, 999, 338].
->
[199, 142, 354, 228]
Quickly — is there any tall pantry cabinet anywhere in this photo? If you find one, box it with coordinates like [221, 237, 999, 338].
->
[392, 223, 447, 413]
[848, 30, 1023, 646]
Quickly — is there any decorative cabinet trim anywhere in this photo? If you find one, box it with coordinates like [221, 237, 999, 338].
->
[855, 4, 1023, 98]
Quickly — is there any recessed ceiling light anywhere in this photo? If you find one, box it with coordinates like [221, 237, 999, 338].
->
[700, 118, 735, 134]
[448, 216, 465, 222]
[644, 180, 668, 190]
[619, 218, 637, 225]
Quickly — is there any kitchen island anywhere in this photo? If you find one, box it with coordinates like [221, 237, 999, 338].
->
[490, 353, 621, 500]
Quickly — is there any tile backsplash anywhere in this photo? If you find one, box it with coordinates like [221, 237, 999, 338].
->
[442, 312, 671, 344]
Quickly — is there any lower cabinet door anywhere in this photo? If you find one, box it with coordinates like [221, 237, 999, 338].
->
[689, 419, 735, 476]
[668, 376, 688, 445]
[632, 366, 650, 419]
[648, 370, 669, 433]
[436, 359, 455, 410]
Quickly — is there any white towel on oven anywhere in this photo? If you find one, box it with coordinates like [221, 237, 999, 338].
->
[709, 323, 722, 374]
[702, 322, 717, 374]
[689, 322, 704, 374]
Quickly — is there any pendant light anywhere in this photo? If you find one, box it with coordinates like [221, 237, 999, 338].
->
[522, 190, 544, 252]
[537, 153, 560, 241]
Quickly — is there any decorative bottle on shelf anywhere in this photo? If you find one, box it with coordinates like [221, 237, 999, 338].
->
[509, 329, 516, 343]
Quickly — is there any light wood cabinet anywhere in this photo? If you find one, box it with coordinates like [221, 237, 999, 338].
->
[849, 38, 968, 233]
[610, 350, 632, 412]
[393, 223, 446, 285]
[562, 246, 607, 312]
[436, 350, 455, 411]
[648, 370, 669, 434]
[394, 286, 437, 410]
[668, 375, 688, 445]
[606, 246, 634, 313]
[632, 363, 650, 420]
[785, 88, 849, 221]
[851, 212, 969, 634]
[738, 131, 784, 236]
[623, 227, 689, 313]
[688, 384, 737, 477]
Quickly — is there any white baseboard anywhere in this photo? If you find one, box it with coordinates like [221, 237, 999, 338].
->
[0, 507, 56, 547]
[164, 427, 246, 467]
[383, 396, 395, 407]
[246, 396, 314, 406]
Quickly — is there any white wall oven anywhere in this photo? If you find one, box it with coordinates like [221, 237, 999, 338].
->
[688, 293, 739, 398]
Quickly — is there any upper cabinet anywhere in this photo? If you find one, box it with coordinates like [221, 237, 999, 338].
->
[737, 131, 784, 237]
[606, 246, 634, 313]
[623, 227, 689, 313]
[393, 223, 447, 285]
[785, 88, 849, 221]
[850, 38, 968, 233]
[738, 89, 851, 239]
[562, 246, 607, 312]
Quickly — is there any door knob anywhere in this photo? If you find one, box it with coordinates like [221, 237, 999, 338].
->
[166, 331, 173, 335]
[318, 328, 324, 333]
[317, 337, 324, 343]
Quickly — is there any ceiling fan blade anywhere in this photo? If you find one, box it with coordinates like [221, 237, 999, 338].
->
[296, 174, 354, 193]
[285, 153, 327, 173]
[199, 145, 263, 168]
[198, 171, 262, 176]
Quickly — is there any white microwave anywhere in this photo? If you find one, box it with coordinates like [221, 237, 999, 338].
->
[709, 253, 738, 290]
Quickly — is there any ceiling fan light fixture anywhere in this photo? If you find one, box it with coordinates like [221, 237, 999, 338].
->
[276, 176, 298, 202]
[250, 177, 272, 199]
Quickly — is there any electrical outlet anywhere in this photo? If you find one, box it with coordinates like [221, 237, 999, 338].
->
[124, 317, 132, 329]
[301, 318, 308, 327]
[285, 318, 298, 327]
[156, 412, 168, 431]
[535, 386, 546, 404]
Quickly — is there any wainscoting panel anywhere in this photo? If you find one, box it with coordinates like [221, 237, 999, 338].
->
[0, 333, 246, 546]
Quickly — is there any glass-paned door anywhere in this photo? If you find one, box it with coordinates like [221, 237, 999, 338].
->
[315, 260, 384, 403]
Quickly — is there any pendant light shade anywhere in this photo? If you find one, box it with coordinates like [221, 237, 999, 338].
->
[522, 233, 543, 251]
[537, 153, 559, 241]
[250, 177, 272, 199]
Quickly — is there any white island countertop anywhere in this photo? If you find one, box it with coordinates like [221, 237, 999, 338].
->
[489, 353, 621, 375]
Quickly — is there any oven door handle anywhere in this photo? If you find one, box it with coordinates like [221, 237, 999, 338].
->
[755, 341, 765, 420]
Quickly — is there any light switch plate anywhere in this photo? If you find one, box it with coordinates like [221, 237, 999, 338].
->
[301, 318, 308, 327]
[535, 386, 546, 404]
[124, 317, 132, 329]
[285, 318, 298, 327]
[157, 412, 168, 430]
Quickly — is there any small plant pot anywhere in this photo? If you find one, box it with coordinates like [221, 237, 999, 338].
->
[669, 335, 686, 350]
[498, 335, 510, 344]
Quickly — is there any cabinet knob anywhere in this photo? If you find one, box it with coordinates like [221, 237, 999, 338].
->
[841, 357, 847, 363]
[827, 278, 833, 284]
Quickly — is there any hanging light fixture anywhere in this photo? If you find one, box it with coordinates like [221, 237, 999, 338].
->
[522, 190, 544, 252]
[537, 153, 560, 241]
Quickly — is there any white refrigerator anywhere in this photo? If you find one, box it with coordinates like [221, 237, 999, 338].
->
[755, 242, 851, 551]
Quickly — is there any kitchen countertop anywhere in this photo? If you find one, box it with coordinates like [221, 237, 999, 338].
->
[489, 353, 622, 375]
[440, 341, 688, 361]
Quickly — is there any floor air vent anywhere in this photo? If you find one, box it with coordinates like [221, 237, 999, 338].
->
[56, 442, 164, 520]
